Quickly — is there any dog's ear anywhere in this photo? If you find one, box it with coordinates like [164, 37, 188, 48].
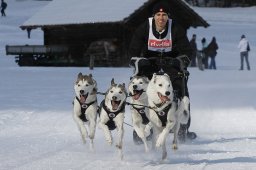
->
[153, 74, 157, 84]
[121, 83, 128, 96]
[78, 72, 83, 77]
[93, 79, 97, 88]
[164, 73, 170, 78]
[91, 87, 97, 94]
[143, 77, 149, 83]
[111, 78, 116, 86]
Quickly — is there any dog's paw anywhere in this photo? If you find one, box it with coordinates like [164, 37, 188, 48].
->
[115, 144, 122, 149]
[162, 151, 167, 160]
[144, 144, 149, 153]
[89, 134, 94, 140]
[156, 134, 165, 147]
[80, 133, 87, 144]
[172, 143, 178, 150]
[106, 137, 113, 145]
[81, 137, 86, 144]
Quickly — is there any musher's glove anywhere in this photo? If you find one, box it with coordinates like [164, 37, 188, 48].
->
[169, 55, 191, 71]
[129, 57, 151, 77]
[169, 58, 181, 70]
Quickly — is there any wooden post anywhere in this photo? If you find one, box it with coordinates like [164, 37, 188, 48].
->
[89, 55, 94, 70]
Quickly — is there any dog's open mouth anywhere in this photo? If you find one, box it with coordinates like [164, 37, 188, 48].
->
[111, 100, 121, 111]
[132, 90, 144, 100]
[157, 92, 170, 103]
[79, 93, 88, 103]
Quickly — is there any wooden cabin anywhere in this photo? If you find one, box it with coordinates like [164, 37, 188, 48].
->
[15, 0, 209, 67]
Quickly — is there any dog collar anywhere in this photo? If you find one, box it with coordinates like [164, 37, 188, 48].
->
[102, 100, 125, 119]
[76, 96, 97, 109]
[132, 105, 146, 114]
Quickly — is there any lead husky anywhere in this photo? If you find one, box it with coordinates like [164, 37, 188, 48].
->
[128, 76, 152, 152]
[73, 73, 98, 150]
[98, 78, 127, 159]
[146, 73, 190, 160]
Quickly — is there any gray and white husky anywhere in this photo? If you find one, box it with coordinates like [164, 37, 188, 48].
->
[98, 78, 127, 160]
[128, 76, 152, 152]
[73, 73, 98, 150]
[146, 73, 190, 160]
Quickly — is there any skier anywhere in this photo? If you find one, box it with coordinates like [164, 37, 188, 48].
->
[129, 1, 197, 142]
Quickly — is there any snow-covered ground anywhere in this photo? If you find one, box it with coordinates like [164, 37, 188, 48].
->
[0, 1, 256, 169]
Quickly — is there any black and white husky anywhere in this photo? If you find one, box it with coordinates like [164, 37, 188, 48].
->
[98, 78, 127, 159]
[73, 73, 98, 150]
[128, 76, 152, 152]
[146, 73, 190, 160]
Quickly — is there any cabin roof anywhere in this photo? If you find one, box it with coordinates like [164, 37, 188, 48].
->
[21, 0, 209, 29]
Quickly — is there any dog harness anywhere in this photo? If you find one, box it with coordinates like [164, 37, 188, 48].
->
[132, 106, 149, 125]
[100, 100, 125, 130]
[76, 96, 97, 122]
[152, 104, 172, 127]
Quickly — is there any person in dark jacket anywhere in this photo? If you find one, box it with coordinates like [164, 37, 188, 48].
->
[1, 0, 7, 17]
[207, 37, 218, 70]
[129, 1, 196, 141]
[189, 34, 197, 67]
[201, 37, 208, 69]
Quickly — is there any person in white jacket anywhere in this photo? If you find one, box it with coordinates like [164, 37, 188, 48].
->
[238, 34, 250, 70]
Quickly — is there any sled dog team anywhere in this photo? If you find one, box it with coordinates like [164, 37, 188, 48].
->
[73, 72, 190, 160]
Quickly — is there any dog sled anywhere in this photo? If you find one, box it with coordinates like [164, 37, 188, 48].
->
[129, 57, 197, 145]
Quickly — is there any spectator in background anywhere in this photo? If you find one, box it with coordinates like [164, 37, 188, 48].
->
[201, 37, 208, 69]
[1, 0, 7, 17]
[207, 37, 219, 70]
[189, 34, 197, 67]
[192, 0, 199, 6]
[238, 34, 250, 70]
[204, 0, 209, 6]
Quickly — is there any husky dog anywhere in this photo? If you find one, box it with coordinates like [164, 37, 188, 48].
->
[73, 73, 98, 150]
[146, 73, 190, 160]
[98, 78, 127, 159]
[128, 76, 152, 152]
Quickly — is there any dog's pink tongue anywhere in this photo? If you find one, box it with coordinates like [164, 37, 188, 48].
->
[80, 95, 86, 103]
[161, 96, 169, 102]
[132, 93, 140, 100]
[158, 93, 170, 103]
[111, 101, 119, 110]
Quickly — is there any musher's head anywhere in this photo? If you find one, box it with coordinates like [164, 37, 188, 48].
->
[152, 2, 170, 31]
